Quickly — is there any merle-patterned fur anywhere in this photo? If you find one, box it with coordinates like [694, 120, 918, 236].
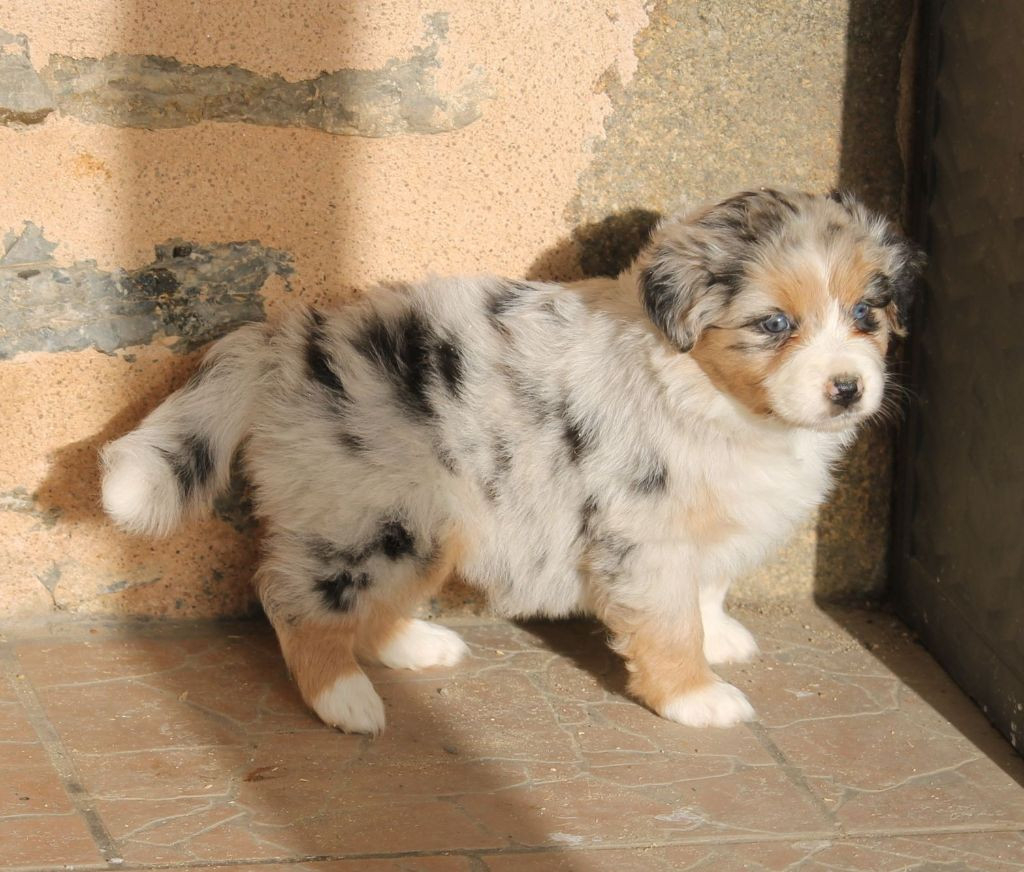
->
[101, 188, 923, 733]
[162, 433, 214, 499]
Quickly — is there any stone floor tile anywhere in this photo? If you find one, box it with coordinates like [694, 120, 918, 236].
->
[0, 678, 107, 868]
[197, 860, 477, 872]
[0, 605, 1021, 869]
[479, 832, 1024, 870]
[739, 607, 1024, 833]
[0, 813, 106, 868]
[15, 629, 321, 743]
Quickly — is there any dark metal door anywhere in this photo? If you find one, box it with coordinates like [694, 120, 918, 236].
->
[893, 0, 1024, 751]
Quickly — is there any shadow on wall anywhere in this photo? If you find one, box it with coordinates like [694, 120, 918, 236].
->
[75, 0, 564, 862]
[809, 0, 1021, 784]
[813, 0, 919, 604]
[525, 208, 661, 284]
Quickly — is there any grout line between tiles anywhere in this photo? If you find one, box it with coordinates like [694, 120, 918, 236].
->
[745, 719, 843, 831]
[3, 824, 1024, 872]
[0, 645, 123, 865]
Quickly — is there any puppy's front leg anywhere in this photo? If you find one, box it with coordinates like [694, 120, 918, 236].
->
[597, 564, 755, 728]
[699, 577, 760, 665]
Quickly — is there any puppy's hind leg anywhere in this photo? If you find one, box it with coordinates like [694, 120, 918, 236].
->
[275, 617, 385, 735]
[257, 534, 385, 734]
[355, 530, 469, 671]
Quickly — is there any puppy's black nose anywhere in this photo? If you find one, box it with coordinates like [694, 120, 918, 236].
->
[828, 376, 862, 408]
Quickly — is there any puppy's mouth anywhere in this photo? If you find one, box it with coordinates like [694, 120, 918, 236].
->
[772, 405, 874, 433]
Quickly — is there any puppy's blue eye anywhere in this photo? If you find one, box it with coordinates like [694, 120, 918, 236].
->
[852, 302, 871, 321]
[761, 313, 793, 334]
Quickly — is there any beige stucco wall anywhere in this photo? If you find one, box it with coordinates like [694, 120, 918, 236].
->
[0, 0, 914, 620]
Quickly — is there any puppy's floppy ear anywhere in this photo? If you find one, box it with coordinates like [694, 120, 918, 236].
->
[884, 235, 927, 337]
[640, 244, 725, 353]
[639, 191, 774, 352]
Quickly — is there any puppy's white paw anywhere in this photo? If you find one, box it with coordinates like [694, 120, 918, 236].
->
[376, 619, 469, 670]
[312, 672, 385, 734]
[702, 614, 760, 665]
[660, 681, 756, 728]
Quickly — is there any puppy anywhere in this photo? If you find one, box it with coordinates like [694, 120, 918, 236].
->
[100, 188, 923, 734]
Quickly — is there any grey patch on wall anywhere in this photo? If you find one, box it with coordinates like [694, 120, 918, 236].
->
[37, 564, 61, 594]
[0, 223, 292, 358]
[0, 487, 63, 528]
[102, 576, 160, 596]
[0, 14, 488, 136]
[0, 30, 55, 124]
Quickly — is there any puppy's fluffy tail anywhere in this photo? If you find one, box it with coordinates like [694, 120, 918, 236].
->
[100, 324, 269, 536]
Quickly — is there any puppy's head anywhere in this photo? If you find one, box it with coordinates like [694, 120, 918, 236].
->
[638, 188, 925, 432]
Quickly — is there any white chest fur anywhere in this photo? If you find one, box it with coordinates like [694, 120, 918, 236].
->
[663, 421, 842, 584]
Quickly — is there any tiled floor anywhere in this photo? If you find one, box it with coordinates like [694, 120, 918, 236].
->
[0, 603, 1021, 871]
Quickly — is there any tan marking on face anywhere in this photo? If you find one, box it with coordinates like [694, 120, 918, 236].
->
[829, 234, 886, 307]
[597, 603, 716, 712]
[828, 235, 903, 353]
[690, 313, 804, 417]
[690, 233, 895, 417]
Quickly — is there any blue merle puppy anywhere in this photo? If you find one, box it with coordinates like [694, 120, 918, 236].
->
[101, 188, 922, 734]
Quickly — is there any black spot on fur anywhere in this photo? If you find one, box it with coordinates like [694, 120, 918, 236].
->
[481, 437, 514, 502]
[164, 434, 214, 499]
[314, 569, 371, 612]
[578, 495, 598, 539]
[308, 515, 418, 569]
[435, 441, 458, 474]
[707, 263, 746, 298]
[306, 309, 348, 401]
[589, 532, 637, 579]
[308, 536, 346, 564]
[487, 281, 524, 334]
[559, 401, 594, 463]
[762, 189, 798, 212]
[633, 462, 668, 495]
[493, 437, 513, 477]
[503, 369, 553, 423]
[356, 310, 436, 419]
[436, 338, 464, 397]
[339, 432, 366, 452]
[563, 419, 585, 462]
[376, 519, 416, 560]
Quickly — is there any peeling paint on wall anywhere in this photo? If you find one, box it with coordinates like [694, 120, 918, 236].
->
[0, 223, 292, 358]
[0, 14, 487, 136]
[0, 30, 54, 124]
[0, 488, 62, 528]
